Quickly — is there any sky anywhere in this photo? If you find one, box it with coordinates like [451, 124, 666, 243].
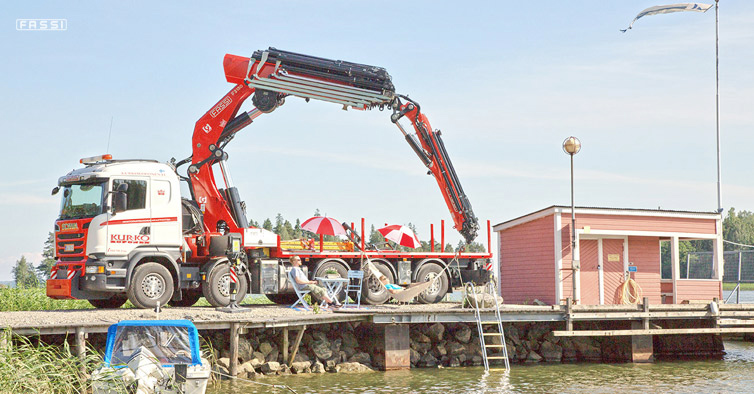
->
[1, 1, 754, 281]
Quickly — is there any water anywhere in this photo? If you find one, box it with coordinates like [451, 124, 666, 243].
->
[209, 341, 754, 394]
[723, 289, 754, 303]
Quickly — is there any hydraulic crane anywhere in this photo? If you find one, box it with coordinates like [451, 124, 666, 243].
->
[183, 48, 479, 243]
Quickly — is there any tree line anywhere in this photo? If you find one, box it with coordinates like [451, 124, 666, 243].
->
[12, 209, 487, 286]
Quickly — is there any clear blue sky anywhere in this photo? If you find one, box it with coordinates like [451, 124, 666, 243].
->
[2, 1, 753, 280]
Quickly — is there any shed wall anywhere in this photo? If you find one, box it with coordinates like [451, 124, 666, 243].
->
[567, 213, 715, 235]
[675, 280, 722, 303]
[500, 215, 555, 304]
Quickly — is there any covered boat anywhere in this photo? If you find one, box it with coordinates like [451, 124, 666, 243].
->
[92, 320, 210, 394]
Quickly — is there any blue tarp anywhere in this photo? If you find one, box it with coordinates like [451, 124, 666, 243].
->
[103, 320, 202, 367]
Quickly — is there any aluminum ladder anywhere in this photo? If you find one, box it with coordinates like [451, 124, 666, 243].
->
[469, 281, 510, 371]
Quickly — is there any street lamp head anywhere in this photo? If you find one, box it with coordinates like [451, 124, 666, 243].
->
[563, 136, 581, 155]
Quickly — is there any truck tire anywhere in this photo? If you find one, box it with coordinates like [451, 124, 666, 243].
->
[88, 295, 127, 309]
[168, 290, 203, 307]
[362, 260, 393, 305]
[127, 262, 175, 309]
[415, 263, 448, 304]
[266, 294, 299, 305]
[202, 262, 248, 307]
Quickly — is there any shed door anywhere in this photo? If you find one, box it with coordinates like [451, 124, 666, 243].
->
[579, 240, 599, 305]
[603, 239, 625, 304]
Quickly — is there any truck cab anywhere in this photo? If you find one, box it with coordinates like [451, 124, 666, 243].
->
[47, 155, 184, 308]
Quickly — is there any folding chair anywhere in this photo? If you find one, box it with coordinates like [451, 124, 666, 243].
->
[343, 270, 364, 309]
[288, 269, 311, 310]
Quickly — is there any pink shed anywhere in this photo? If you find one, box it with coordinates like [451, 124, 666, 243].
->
[493, 206, 723, 306]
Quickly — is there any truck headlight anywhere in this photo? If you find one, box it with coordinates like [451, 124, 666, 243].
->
[85, 266, 104, 274]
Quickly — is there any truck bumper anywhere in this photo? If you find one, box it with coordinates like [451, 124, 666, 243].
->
[46, 278, 75, 299]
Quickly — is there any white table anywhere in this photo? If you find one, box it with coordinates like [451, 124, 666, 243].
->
[315, 277, 349, 302]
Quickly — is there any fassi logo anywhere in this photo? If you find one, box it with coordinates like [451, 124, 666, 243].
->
[110, 234, 150, 244]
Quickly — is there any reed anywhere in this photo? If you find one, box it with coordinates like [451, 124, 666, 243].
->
[0, 331, 110, 394]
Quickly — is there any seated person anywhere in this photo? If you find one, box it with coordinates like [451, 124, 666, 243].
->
[290, 256, 340, 307]
[379, 275, 404, 294]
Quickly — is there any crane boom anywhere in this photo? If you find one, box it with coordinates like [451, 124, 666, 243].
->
[187, 48, 478, 242]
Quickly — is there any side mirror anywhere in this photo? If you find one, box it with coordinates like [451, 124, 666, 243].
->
[113, 183, 128, 213]
[51, 186, 60, 196]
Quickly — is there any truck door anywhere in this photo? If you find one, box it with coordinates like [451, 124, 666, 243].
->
[105, 178, 150, 255]
[150, 178, 181, 247]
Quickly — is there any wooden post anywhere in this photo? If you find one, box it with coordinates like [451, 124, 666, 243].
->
[288, 325, 307, 367]
[642, 296, 650, 330]
[229, 323, 239, 377]
[565, 297, 573, 331]
[75, 327, 86, 376]
[282, 328, 289, 364]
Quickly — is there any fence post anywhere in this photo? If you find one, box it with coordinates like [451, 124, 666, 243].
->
[738, 251, 742, 304]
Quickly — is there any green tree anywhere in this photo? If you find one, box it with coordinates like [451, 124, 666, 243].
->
[274, 213, 285, 235]
[282, 220, 295, 240]
[13, 256, 39, 288]
[723, 208, 754, 250]
[262, 218, 273, 231]
[293, 219, 303, 239]
[36, 232, 56, 280]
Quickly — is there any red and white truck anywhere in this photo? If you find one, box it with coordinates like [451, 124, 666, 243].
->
[46, 48, 493, 309]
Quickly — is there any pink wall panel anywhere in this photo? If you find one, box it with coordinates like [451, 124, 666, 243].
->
[561, 222, 572, 299]
[560, 213, 716, 235]
[675, 280, 721, 303]
[628, 237, 662, 304]
[500, 215, 556, 304]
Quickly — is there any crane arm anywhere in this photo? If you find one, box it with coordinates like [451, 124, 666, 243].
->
[187, 48, 478, 242]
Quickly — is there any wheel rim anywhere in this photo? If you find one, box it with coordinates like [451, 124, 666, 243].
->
[366, 275, 387, 296]
[141, 273, 166, 299]
[217, 273, 231, 298]
[423, 272, 440, 295]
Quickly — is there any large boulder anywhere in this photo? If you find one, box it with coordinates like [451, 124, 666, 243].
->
[426, 323, 445, 343]
[290, 361, 311, 374]
[539, 341, 562, 363]
[217, 357, 230, 370]
[341, 331, 359, 349]
[463, 293, 503, 308]
[250, 351, 266, 368]
[453, 325, 472, 343]
[573, 337, 601, 362]
[349, 352, 371, 365]
[433, 343, 447, 358]
[525, 350, 543, 363]
[412, 332, 431, 344]
[238, 337, 255, 363]
[311, 340, 333, 361]
[410, 348, 422, 365]
[266, 348, 279, 363]
[260, 361, 281, 374]
[258, 342, 273, 357]
[526, 324, 551, 342]
[447, 342, 466, 356]
[418, 352, 438, 368]
[238, 361, 256, 379]
[335, 362, 374, 373]
[312, 361, 326, 374]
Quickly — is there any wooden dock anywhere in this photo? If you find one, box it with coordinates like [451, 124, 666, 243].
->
[3, 299, 753, 373]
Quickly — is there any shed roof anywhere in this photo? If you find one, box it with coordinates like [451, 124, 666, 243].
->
[493, 205, 721, 232]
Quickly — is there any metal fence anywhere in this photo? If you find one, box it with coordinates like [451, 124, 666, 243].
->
[687, 250, 754, 303]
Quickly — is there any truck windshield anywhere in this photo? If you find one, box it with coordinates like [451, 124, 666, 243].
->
[59, 183, 105, 219]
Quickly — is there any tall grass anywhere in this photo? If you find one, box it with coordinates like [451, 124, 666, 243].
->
[0, 331, 106, 394]
[0, 286, 94, 311]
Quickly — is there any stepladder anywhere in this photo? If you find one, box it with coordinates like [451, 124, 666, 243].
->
[467, 281, 510, 371]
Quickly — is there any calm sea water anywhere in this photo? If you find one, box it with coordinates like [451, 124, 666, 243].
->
[208, 341, 754, 394]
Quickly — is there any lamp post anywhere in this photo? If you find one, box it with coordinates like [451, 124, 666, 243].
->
[563, 136, 581, 304]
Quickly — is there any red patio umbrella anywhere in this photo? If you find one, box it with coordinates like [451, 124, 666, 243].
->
[302, 216, 346, 252]
[302, 216, 346, 236]
[378, 225, 421, 249]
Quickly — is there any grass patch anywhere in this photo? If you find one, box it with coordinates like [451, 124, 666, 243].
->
[0, 286, 273, 312]
[0, 332, 105, 394]
[723, 282, 754, 291]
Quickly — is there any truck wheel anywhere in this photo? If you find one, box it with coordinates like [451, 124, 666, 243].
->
[362, 261, 393, 305]
[266, 294, 299, 305]
[168, 290, 203, 307]
[202, 262, 248, 307]
[88, 295, 127, 309]
[416, 263, 448, 304]
[127, 262, 175, 309]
